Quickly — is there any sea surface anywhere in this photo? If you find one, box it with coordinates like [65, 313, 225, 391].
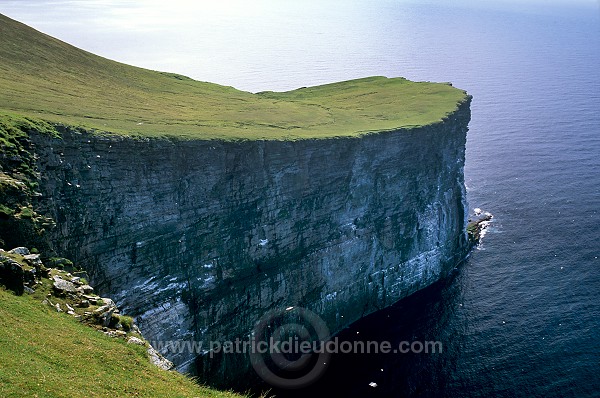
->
[1, 1, 599, 397]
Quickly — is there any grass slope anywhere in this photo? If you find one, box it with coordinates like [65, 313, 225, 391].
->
[0, 288, 246, 398]
[0, 13, 468, 140]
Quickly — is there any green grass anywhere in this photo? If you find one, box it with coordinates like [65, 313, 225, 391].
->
[0, 13, 468, 140]
[0, 288, 247, 398]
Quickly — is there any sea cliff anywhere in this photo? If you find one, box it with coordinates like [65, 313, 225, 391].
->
[0, 12, 472, 388]
[24, 96, 471, 382]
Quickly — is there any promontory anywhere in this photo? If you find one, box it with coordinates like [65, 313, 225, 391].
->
[0, 12, 472, 389]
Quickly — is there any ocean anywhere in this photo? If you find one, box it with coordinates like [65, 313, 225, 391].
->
[1, 1, 599, 396]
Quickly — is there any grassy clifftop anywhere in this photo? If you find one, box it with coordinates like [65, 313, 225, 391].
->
[0, 13, 468, 140]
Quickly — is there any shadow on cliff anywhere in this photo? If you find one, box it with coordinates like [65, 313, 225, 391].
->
[247, 260, 472, 398]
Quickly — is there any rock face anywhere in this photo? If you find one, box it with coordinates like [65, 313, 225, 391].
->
[30, 98, 471, 380]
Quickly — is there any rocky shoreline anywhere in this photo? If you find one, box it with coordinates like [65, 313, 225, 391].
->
[467, 209, 493, 244]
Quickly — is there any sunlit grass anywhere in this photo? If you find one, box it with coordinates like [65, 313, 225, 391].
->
[0, 13, 468, 140]
[0, 288, 247, 398]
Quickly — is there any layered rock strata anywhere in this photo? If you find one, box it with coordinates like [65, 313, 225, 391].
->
[29, 97, 471, 378]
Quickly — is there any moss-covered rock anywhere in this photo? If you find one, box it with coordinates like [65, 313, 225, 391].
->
[467, 213, 493, 244]
[0, 115, 58, 251]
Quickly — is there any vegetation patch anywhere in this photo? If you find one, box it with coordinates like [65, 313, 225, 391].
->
[0, 288, 247, 398]
[0, 13, 469, 141]
[0, 247, 250, 398]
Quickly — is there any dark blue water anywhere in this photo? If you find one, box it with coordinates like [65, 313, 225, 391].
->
[2, 1, 599, 396]
[295, 5, 600, 397]
[289, 5, 600, 397]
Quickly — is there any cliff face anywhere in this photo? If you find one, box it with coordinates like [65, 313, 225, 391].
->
[30, 98, 471, 378]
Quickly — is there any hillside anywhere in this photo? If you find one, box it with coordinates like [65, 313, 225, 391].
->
[0, 287, 247, 398]
[0, 13, 467, 140]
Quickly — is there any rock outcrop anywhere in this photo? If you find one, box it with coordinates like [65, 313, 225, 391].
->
[0, 247, 174, 371]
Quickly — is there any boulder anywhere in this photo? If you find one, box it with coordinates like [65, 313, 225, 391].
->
[100, 298, 115, 308]
[93, 305, 111, 315]
[52, 278, 78, 295]
[127, 336, 146, 346]
[101, 309, 115, 327]
[8, 247, 29, 256]
[23, 254, 42, 267]
[77, 300, 90, 308]
[0, 255, 25, 295]
[93, 305, 115, 327]
[105, 330, 127, 338]
[83, 296, 100, 305]
[78, 285, 94, 294]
